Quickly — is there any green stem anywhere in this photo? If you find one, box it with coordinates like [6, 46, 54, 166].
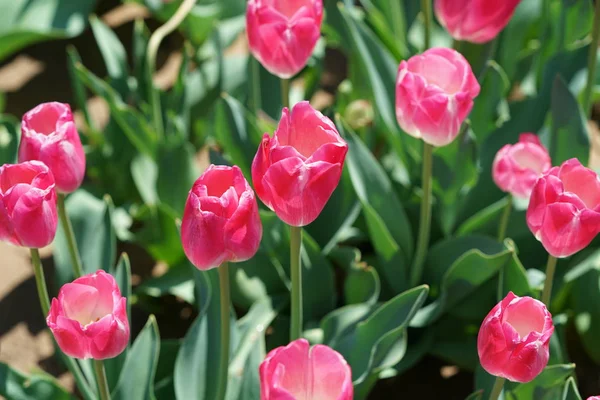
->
[31, 249, 95, 400]
[488, 376, 506, 400]
[290, 226, 303, 341]
[541, 254, 558, 307]
[421, 0, 432, 49]
[281, 78, 290, 109]
[251, 58, 262, 113]
[391, 0, 406, 44]
[57, 193, 84, 278]
[30, 248, 50, 316]
[93, 359, 111, 400]
[583, 0, 600, 117]
[216, 263, 231, 400]
[147, 0, 197, 139]
[410, 143, 433, 287]
[497, 195, 512, 242]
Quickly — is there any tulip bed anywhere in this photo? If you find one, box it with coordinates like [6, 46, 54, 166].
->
[1, 0, 600, 399]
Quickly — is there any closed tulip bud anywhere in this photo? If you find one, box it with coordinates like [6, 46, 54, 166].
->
[492, 133, 551, 199]
[395, 48, 480, 147]
[47, 270, 130, 360]
[0, 161, 57, 248]
[434, 0, 522, 44]
[478, 292, 554, 383]
[19, 102, 86, 193]
[246, 0, 323, 78]
[260, 339, 353, 400]
[526, 158, 600, 258]
[181, 165, 262, 270]
[252, 101, 348, 227]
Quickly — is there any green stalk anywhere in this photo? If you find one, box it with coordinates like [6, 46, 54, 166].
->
[57, 193, 84, 278]
[30, 249, 95, 400]
[251, 58, 262, 113]
[290, 226, 303, 341]
[421, 0, 432, 49]
[281, 78, 290, 109]
[93, 359, 111, 400]
[541, 255, 558, 307]
[497, 195, 512, 242]
[583, 0, 600, 117]
[147, 0, 197, 139]
[391, 0, 406, 45]
[410, 143, 433, 287]
[488, 377, 506, 400]
[216, 263, 231, 400]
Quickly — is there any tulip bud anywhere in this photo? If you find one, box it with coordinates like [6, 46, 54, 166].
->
[0, 161, 57, 248]
[492, 133, 551, 199]
[19, 102, 86, 193]
[252, 101, 348, 227]
[478, 292, 554, 383]
[47, 270, 130, 360]
[259, 339, 353, 400]
[181, 165, 262, 270]
[246, 0, 323, 78]
[395, 48, 480, 147]
[434, 0, 522, 44]
[526, 158, 600, 258]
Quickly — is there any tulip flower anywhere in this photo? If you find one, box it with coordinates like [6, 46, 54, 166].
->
[19, 102, 86, 193]
[259, 339, 353, 400]
[252, 101, 348, 227]
[492, 133, 551, 199]
[395, 47, 480, 147]
[181, 164, 262, 270]
[526, 158, 600, 258]
[588, 397, 600, 400]
[478, 292, 554, 383]
[246, 0, 323, 78]
[434, 0, 522, 44]
[47, 270, 130, 360]
[0, 161, 57, 248]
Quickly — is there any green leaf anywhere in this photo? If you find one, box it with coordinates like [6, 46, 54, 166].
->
[344, 262, 380, 305]
[136, 261, 195, 305]
[134, 204, 185, 266]
[321, 303, 374, 348]
[89, 16, 129, 98]
[561, 377, 582, 400]
[0, 362, 73, 400]
[105, 254, 133, 391]
[549, 75, 589, 165]
[344, 122, 413, 294]
[156, 140, 199, 216]
[53, 191, 116, 285]
[0, 0, 97, 61]
[456, 197, 509, 236]
[571, 254, 600, 364]
[465, 390, 484, 400]
[155, 340, 181, 400]
[131, 154, 159, 206]
[112, 316, 161, 400]
[505, 364, 576, 400]
[0, 115, 19, 165]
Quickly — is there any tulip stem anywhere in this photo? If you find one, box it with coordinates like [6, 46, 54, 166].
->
[290, 226, 303, 341]
[411, 143, 433, 287]
[57, 193, 84, 278]
[421, 0, 432, 49]
[31, 249, 96, 400]
[541, 254, 558, 307]
[93, 360, 111, 400]
[281, 78, 290, 109]
[583, 0, 600, 117]
[216, 262, 231, 400]
[497, 195, 512, 242]
[488, 376, 505, 400]
[147, 0, 197, 139]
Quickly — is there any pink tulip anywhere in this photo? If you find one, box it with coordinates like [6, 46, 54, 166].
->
[0, 161, 57, 248]
[246, 0, 323, 78]
[252, 101, 348, 227]
[526, 158, 600, 258]
[19, 102, 86, 193]
[260, 339, 353, 400]
[181, 165, 262, 270]
[478, 292, 554, 383]
[587, 397, 600, 400]
[395, 47, 480, 147]
[492, 133, 551, 199]
[47, 270, 129, 360]
[434, 0, 522, 44]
